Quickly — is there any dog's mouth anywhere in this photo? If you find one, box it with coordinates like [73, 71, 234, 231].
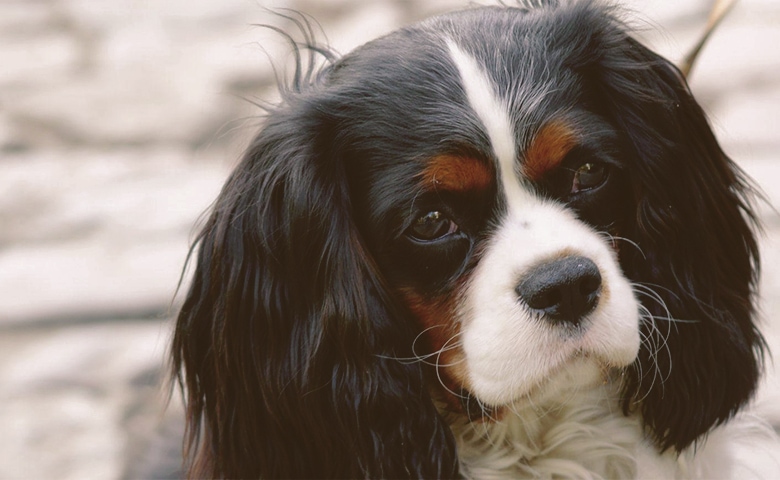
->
[456, 352, 625, 421]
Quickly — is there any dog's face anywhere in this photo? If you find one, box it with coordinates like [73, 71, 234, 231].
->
[173, 3, 764, 478]
[344, 30, 642, 409]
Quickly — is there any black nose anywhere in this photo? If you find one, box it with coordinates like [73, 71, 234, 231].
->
[515, 256, 602, 325]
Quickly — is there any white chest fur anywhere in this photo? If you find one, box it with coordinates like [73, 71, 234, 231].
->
[451, 381, 655, 479]
[447, 364, 780, 479]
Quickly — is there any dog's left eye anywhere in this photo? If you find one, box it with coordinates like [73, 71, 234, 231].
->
[571, 162, 608, 193]
[407, 211, 459, 242]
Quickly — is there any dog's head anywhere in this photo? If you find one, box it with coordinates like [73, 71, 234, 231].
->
[172, 2, 763, 477]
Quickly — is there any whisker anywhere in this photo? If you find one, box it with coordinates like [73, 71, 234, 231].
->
[633, 299, 674, 403]
[600, 232, 646, 259]
[375, 325, 462, 364]
[632, 283, 701, 325]
[435, 333, 468, 400]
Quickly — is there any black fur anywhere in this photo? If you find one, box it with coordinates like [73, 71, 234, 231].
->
[172, 1, 763, 477]
[172, 58, 460, 479]
[598, 37, 765, 452]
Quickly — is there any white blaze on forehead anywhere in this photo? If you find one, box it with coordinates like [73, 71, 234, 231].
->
[445, 40, 528, 202]
[445, 43, 640, 408]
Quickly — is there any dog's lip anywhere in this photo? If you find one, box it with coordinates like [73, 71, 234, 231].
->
[463, 310, 640, 407]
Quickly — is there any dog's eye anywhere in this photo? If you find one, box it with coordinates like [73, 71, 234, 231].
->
[407, 211, 458, 241]
[572, 162, 608, 193]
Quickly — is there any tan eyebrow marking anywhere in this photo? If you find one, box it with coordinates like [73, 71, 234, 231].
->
[420, 155, 493, 192]
[522, 120, 579, 182]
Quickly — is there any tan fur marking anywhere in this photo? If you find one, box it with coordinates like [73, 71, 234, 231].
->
[523, 121, 578, 181]
[397, 287, 470, 413]
[421, 155, 492, 192]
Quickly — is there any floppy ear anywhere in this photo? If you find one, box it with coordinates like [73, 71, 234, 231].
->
[596, 37, 765, 452]
[171, 90, 459, 477]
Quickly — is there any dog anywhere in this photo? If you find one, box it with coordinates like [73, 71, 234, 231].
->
[171, 1, 780, 477]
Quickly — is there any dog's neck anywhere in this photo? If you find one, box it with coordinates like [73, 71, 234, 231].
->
[443, 362, 656, 479]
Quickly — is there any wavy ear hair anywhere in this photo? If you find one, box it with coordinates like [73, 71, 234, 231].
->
[171, 24, 458, 479]
[590, 30, 765, 451]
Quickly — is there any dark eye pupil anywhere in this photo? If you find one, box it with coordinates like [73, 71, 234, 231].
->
[573, 162, 607, 192]
[409, 211, 452, 241]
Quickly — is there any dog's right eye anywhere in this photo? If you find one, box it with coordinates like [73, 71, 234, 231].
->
[407, 211, 459, 241]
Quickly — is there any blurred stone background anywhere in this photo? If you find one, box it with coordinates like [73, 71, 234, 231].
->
[0, 0, 777, 478]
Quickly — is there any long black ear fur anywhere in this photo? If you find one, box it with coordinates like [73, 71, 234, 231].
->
[171, 39, 458, 480]
[592, 33, 765, 451]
